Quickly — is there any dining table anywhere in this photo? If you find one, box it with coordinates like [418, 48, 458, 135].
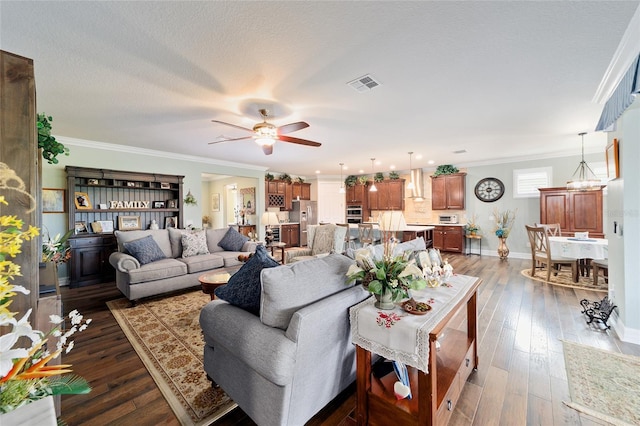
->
[548, 236, 608, 277]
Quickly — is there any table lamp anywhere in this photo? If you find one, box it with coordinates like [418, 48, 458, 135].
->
[261, 211, 280, 245]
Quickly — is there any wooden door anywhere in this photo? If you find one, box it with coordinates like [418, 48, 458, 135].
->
[301, 183, 311, 200]
[540, 190, 570, 230]
[570, 191, 603, 236]
[431, 177, 447, 210]
[387, 180, 405, 210]
[433, 227, 444, 249]
[446, 175, 465, 210]
[376, 182, 390, 210]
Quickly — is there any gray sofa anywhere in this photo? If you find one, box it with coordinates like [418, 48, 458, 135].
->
[109, 228, 260, 301]
[199, 254, 369, 426]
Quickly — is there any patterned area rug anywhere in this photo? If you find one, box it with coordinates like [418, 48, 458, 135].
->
[562, 340, 640, 425]
[520, 267, 607, 292]
[107, 291, 236, 426]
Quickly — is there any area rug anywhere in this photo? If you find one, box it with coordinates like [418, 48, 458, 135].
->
[107, 291, 237, 426]
[520, 268, 607, 292]
[562, 340, 640, 426]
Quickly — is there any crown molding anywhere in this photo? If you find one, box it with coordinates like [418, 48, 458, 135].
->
[592, 4, 640, 104]
[56, 136, 269, 172]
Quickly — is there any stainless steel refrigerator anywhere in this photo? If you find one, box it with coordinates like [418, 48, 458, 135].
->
[290, 200, 318, 247]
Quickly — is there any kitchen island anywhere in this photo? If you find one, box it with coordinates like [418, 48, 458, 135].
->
[348, 223, 434, 246]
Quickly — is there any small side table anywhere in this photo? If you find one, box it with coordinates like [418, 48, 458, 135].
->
[198, 272, 231, 300]
[465, 234, 482, 256]
[267, 242, 287, 264]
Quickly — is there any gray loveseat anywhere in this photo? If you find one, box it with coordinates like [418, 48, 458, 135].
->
[109, 227, 260, 301]
[199, 254, 369, 426]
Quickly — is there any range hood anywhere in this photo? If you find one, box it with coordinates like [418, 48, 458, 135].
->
[409, 169, 425, 200]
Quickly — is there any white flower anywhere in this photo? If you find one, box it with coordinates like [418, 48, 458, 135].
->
[10, 285, 30, 295]
[11, 309, 43, 343]
[49, 314, 64, 325]
[346, 264, 363, 277]
[52, 329, 62, 337]
[65, 341, 75, 354]
[0, 335, 29, 377]
[78, 324, 88, 332]
[399, 263, 423, 279]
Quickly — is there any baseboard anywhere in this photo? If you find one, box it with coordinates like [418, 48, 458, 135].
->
[59, 277, 69, 287]
[610, 313, 640, 344]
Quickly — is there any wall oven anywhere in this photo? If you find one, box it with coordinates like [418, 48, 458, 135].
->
[346, 205, 363, 224]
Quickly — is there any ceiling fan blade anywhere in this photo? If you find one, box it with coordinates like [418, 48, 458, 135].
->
[262, 145, 274, 155]
[277, 121, 309, 135]
[278, 135, 321, 147]
[208, 136, 253, 145]
[211, 119, 253, 133]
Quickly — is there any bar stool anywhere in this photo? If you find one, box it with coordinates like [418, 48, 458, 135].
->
[358, 223, 380, 247]
[336, 223, 357, 251]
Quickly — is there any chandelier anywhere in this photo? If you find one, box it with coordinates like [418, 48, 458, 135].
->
[567, 132, 601, 191]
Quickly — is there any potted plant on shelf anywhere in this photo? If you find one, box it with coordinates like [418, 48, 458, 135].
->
[389, 171, 400, 180]
[465, 214, 481, 236]
[374, 172, 385, 182]
[37, 113, 70, 165]
[357, 175, 368, 185]
[265, 173, 274, 181]
[432, 164, 459, 176]
[345, 175, 357, 187]
[279, 173, 292, 184]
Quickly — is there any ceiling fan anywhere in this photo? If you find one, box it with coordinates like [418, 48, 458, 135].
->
[209, 108, 321, 155]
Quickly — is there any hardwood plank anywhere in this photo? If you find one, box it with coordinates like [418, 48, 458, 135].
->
[526, 393, 554, 426]
[499, 349, 529, 426]
[472, 366, 508, 426]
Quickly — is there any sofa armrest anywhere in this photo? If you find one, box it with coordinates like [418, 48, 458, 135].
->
[109, 251, 140, 272]
[241, 240, 263, 252]
[286, 248, 312, 264]
[200, 301, 296, 386]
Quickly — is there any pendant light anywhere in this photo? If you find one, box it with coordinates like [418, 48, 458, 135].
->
[567, 132, 601, 191]
[338, 162, 346, 193]
[407, 152, 415, 190]
[369, 158, 377, 192]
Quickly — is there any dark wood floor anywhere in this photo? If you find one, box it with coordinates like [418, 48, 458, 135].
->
[60, 254, 639, 425]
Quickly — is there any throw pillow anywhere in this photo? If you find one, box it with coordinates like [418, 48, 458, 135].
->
[123, 235, 166, 265]
[214, 245, 280, 315]
[218, 227, 249, 252]
[181, 230, 209, 257]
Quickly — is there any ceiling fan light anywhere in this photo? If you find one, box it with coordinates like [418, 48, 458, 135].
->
[256, 137, 276, 146]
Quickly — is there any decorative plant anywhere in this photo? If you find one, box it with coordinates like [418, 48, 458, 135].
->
[357, 175, 369, 185]
[374, 172, 385, 182]
[265, 173, 274, 181]
[0, 196, 92, 414]
[42, 228, 74, 265]
[296, 177, 305, 184]
[389, 171, 400, 180]
[465, 214, 480, 235]
[37, 113, 69, 165]
[432, 164, 459, 176]
[184, 190, 197, 206]
[279, 173, 292, 184]
[493, 208, 517, 238]
[345, 175, 357, 187]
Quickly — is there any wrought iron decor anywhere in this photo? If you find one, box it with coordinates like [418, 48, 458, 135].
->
[580, 296, 617, 329]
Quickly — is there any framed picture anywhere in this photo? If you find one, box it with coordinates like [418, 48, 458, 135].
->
[87, 178, 99, 185]
[91, 221, 103, 233]
[118, 215, 141, 231]
[153, 201, 166, 209]
[42, 188, 65, 213]
[165, 216, 177, 229]
[240, 187, 255, 214]
[98, 203, 108, 210]
[160, 182, 171, 189]
[74, 192, 92, 209]
[74, 221, 88, 234]
[606, 138, 620, 179]
[167, 199, 178, 209]
[211, 193, 220, 212]
[96, 220, 114, 233]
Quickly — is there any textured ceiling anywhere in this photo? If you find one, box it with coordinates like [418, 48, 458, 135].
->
[1, 1, 638, 177]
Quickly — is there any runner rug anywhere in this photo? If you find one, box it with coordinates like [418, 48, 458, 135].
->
[107, 291, 237, 426]
[562, 340, 640, 426]
[520, 268, 607, 292]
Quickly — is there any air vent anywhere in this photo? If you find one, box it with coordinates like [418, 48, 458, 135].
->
[347, 74, 381, 92]
[453, 150, 467, 154]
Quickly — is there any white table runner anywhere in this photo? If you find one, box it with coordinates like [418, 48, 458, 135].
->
[350, 274, 478, 373]
[548, 237, 608, 260]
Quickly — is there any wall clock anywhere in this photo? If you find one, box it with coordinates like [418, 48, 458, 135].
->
[474, 178, 505, 202]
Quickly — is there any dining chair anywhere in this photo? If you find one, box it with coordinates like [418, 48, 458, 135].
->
[536, 223, 561, 236]
[336, 223, 357, 251]
[358, 223, 380, 247]
[525, 225, 578, 282]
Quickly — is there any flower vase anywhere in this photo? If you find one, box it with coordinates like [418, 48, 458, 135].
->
[374, 288, 395, 310]
[497, 237, 509, 260]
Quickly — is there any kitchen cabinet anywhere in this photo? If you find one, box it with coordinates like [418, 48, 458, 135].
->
[346, 184, 368, 204]
[539, 187, 604, 238]
[367, 180, 405, 211]
[433, 225, 465, 253]
[68, 235, 117, 287]
[66, 166, 184, 287]
[266, 180, 297, 210]
[431, 173, 466, 210]
[280, 224, 300, 247]
[292, 182, 311, 200]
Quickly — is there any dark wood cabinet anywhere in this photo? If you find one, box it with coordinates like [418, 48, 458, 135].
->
[69, 235, 117, 287]
[280, 224, 300, 247]
[367, 180, 405, 211]
[266, 180, 300, 210]
[431, 173, 466, 210]
[539, 187, 604, 238]
[346, 184, 368, 204]
[292, 182, 311, 200]
[66, 166, 184, 286]
[433, 225, 465, 253]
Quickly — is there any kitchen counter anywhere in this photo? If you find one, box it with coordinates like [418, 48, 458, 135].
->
[348, 223, 434, 246]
